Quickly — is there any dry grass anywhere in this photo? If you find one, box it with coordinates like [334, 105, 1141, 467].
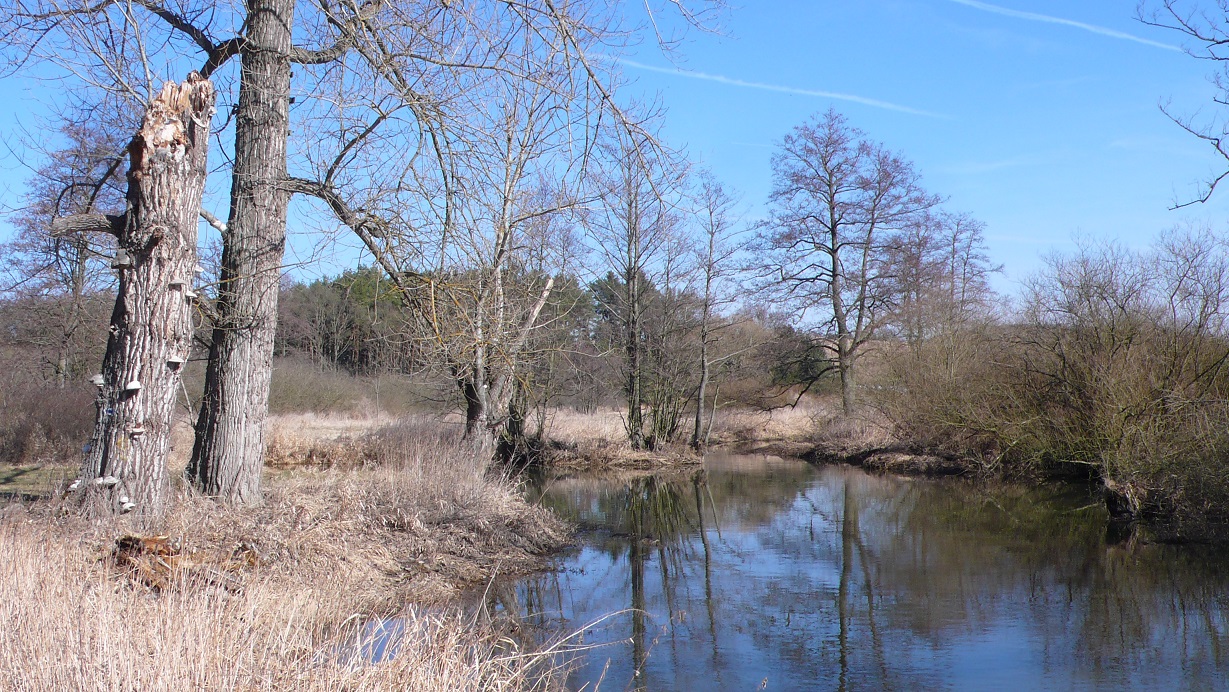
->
[707, 398, 828, 446]
[264, 412, 385, 470]
[263, 413, 471, 471]
[0, 522, 565, 690]
[266, 357, 434, 418]
[701, 395, 897, 459]
[0, 418, 571, 690]
[539, 407, 702, 470]
[542, 407, 628, 446]
[536, 398, 890, 466]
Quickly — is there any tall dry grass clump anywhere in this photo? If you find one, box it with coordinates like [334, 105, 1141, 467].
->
[543, 407, 627, 448]
[0, 522, 561, 690]
[708, 396, 841, 443]
[0, 417, 570, 690]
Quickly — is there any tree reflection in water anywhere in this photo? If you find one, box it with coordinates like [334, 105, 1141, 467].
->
[511, 457, 1229, 691]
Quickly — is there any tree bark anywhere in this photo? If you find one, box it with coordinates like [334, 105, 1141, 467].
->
[461, 374, 489, 439]
[692, 331, 710, 450]
[50, 213, 125, 237]
[78, 74, 216, 517]
[188, 0, 294, 504]
[837, 334, 855, 416]
[625, 193, 645, 450]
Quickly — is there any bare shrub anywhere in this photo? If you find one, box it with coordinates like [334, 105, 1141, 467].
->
[876, 323, 1025, 471]
[0, 366, 94, 465]
[878, 230, 1229, 532]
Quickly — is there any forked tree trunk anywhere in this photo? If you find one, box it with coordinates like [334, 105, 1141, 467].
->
[188, 0, 294, 504]
[78, 75, 216, 517]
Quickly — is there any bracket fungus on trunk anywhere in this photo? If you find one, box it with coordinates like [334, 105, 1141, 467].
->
[70, 73, 217, 517]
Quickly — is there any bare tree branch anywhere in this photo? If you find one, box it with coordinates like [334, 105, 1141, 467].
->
[50, 212, 125, 237]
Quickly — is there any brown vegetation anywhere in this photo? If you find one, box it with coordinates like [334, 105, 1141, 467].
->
[535, 397, 917, 472]
[874, 233, 1229, 538]
[538, 407, 703, 470]
[0, 418, 570, 689]
[0, 376, 95, 467]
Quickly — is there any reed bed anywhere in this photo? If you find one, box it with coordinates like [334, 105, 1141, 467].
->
[0, 418, 570, 690]
[541, 408, 628, 447]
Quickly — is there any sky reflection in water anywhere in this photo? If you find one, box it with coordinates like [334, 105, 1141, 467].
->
[506, 456, 1229, 691]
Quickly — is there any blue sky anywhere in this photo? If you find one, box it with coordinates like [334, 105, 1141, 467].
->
[616, 0, 1229, 292]
[1, 1, 1227, 294]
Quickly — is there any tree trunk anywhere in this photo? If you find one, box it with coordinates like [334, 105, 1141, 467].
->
[692, 333, 709, 451]
[838, 334, 856, 416]
[625, 205, 645, 449]
[830, 236, 856, 416]
[188, 0, 294, 504]
[78, 75, 216, 517]
[460, 375, 500, 459]
[461, 375, 489, 438]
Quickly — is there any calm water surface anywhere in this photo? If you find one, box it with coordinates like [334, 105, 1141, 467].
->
[500, 455, 1229, 691]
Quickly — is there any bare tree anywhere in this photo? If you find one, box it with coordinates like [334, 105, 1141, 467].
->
[74, 75, 216, 516]
[3, 0, 344, 504]
[689, 169, 742, 450]
[585, 129, 688, 448]
[184, 0, 301, 504]
[889, 210, 998, 350]
[1, 106, 136, 386]
[287, 17, 599, 452]
[755, 109, 941, 415]
[1140, 1, 1229, 205]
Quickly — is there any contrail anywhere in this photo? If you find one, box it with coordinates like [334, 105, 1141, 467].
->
[615, 57, 947, 118]
[947, 0, 1182, 51]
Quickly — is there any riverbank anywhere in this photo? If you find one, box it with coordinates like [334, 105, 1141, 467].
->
[534, 399, 950, 474]
[533, 400, 1224, 540]
[0, 417, 570, 690]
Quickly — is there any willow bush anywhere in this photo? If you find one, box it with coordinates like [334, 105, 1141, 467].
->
[878, 229, 1229, 533]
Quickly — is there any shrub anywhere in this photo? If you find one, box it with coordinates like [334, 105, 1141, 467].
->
[0, 366, 94, 465]
[877, 231, 1229, 533]
[267, 356, 431, 416]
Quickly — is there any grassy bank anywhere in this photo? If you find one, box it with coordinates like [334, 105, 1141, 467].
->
[0, 418, 570, 690]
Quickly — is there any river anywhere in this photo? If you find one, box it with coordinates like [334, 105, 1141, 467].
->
[494, 454, 1229, 691]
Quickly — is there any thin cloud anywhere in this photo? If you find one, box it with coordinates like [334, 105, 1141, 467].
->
[615, 57, 947, 119]
[947, 0, 1182, 52]
[937, 151, 1064, 175]
[1108, 136, 1206, 159]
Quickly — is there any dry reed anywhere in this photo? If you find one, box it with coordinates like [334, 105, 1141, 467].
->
[0, 418, 570, 690]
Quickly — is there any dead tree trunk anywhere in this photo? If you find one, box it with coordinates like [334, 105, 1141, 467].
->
[188, 0, 294, 504]
[76, 74, 216, 517]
